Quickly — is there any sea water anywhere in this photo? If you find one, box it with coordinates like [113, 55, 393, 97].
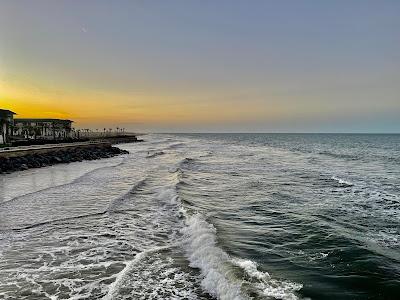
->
[0, 134, 399, 299]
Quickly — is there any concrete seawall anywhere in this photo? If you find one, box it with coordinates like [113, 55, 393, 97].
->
[89, 135, 144, 145]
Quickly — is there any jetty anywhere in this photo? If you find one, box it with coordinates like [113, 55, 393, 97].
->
[0, 107, 143, 173]
[0, 141, 130, 173]
[0, 141, 112, 159]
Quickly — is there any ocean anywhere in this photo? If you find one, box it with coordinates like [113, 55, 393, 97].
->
[0, 133, 399, 299]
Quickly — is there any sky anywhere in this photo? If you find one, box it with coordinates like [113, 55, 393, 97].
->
[0, 0, 399, 132]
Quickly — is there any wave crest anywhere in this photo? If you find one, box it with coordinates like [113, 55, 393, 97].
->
[181, 213, 303, 300]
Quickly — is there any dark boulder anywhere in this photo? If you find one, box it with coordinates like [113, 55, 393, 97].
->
[0, 145, 129, 174]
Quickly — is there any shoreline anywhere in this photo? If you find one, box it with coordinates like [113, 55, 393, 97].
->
[0, 140, 136, 174]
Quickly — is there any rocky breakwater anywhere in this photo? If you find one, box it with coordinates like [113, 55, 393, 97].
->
[0, 145, 129, 174]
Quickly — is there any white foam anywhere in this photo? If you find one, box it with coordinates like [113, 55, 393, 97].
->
[231, 258, 270, 280]
[105, 246, 170, 300]
[156, 186, 179, 205]
[331, 176, 354, 187]
[232, 258, 302, 300]
[261, 279, 303, 300]
[181, 213, 303, 300]
[181, 214, 245, 300]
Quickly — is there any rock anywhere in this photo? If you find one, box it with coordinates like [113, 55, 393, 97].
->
[0, 145, 129, 173]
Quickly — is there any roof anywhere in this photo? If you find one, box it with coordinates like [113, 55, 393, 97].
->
[0, 109, 16, 116]
[14, 118, 73, 123]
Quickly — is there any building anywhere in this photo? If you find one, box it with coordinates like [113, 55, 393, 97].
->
[0, 109, 16, 145]
[13, 118, 73, 140]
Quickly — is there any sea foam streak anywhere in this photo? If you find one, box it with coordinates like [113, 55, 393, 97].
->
[331, 176, 354, 187]
[105, 246, 171, 300]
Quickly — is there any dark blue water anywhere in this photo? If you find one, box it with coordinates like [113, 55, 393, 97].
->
[0, 134, 399, 299]
[177, 133, 400, 300]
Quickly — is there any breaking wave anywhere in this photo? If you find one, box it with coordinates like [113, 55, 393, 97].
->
[181, 213, 302, 300]
[166, 165, 303, 300]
